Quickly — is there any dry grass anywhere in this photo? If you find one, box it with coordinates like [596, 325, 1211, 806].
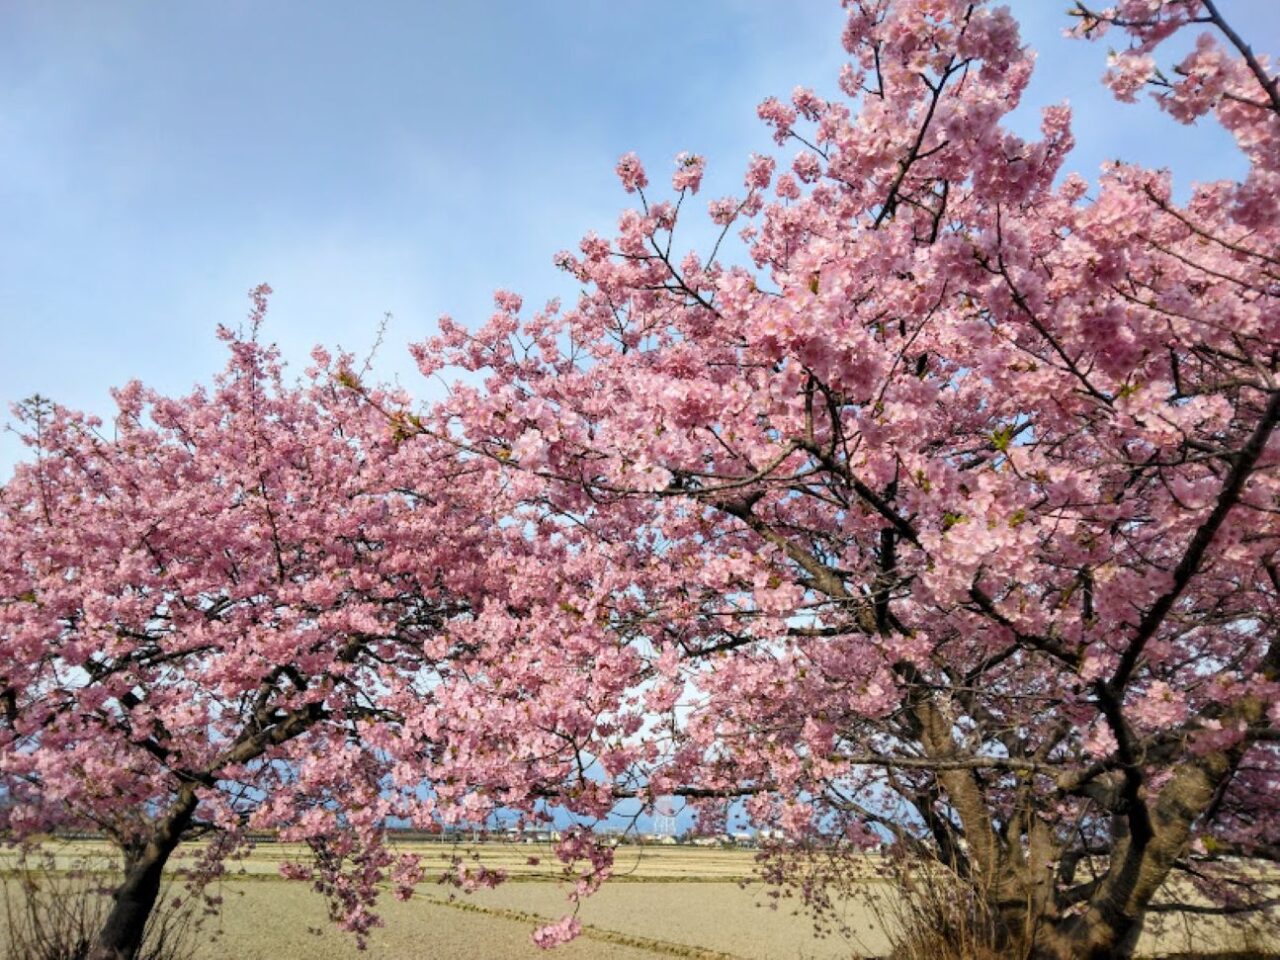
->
[862, 858, 1026, 960]
[1, 859, 197, 960]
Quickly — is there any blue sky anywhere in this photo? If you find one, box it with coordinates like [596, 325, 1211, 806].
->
[2, 1, 1277, 475]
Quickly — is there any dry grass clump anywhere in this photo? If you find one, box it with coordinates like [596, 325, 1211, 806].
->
[1, 859, 197, 960]
[849, 849, 1032, 960]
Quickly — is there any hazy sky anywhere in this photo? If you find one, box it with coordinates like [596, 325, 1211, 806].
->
[2, 1, 1277, 474]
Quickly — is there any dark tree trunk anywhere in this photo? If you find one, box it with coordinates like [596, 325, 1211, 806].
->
[87, 703, 322, 958]
[89, 850, 170, 960]
[89, 788, 197, 960]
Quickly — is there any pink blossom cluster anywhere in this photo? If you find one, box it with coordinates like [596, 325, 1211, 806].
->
[530, 914, 582, 949]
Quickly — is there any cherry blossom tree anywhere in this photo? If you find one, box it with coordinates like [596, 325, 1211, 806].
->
[0, 290, 672, 957]
[0, 289, 523, 959]
[406, 1, 1280, 956]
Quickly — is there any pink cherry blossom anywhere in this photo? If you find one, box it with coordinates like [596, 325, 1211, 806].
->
[531, 914, 582, 949]
[671, 152, 706, 193]
[403, 1, 1280, 953]
[615, 151, 648, 193]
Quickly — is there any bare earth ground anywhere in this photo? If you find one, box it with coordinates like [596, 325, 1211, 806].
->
[2, 841, 1276, 958]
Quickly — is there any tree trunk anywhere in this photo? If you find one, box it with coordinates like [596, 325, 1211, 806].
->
[89, 850, 170, 960]
[1032, 913, 1143, 960]
[89, 788, 197, 960]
